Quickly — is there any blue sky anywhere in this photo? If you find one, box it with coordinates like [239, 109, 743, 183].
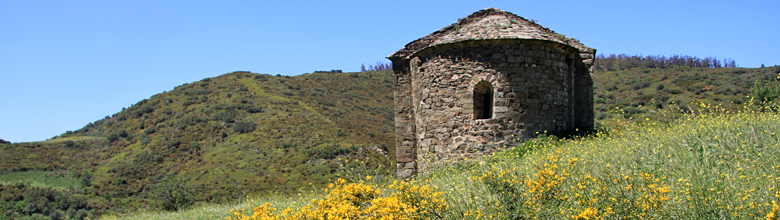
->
[1, 0, 778, 142]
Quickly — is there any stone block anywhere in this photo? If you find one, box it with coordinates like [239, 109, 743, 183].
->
[395, 121, 408, 128]
[397, 169, 412, 179]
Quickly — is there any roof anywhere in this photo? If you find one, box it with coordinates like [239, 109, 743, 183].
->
[388, 8, 595, 60]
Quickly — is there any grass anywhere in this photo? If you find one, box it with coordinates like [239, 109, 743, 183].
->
[102, 192, 314, 220]
[0, 170, 82, 189]
[591, 65, 780, 128]
[432, 104, 779, 219]
[108, 104, 780, 219]
[40, 136, 105, 144]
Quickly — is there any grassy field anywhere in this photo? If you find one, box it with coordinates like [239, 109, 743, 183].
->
[0, 170, 82, 189]
[105, 104, 780, 219]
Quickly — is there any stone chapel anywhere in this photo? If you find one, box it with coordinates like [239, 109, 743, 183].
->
[388, 8, 596, 178]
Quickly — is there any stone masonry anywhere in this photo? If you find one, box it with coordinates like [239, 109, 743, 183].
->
[388, 8, 596, 178]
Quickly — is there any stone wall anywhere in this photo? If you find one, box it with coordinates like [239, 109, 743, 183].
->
[392, 39, 593, 178]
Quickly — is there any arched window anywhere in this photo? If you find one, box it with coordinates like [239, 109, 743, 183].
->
[473, 81, 493, 119]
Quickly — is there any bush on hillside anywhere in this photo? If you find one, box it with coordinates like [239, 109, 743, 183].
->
[246, 106, 263, 113]
[150, 176, 194, 212]
[751, 77, 780, 106]
[233, 121, 256, 133]
[213, 110, 238, 123]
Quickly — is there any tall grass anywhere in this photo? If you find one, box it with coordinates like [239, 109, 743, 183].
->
[106, 105, 780, 219]
[429, 104, 780, 219]
[101, 193, 313, 220]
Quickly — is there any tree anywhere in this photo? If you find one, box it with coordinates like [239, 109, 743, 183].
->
[751, 78, 780, 106]
[150, 176, 194, 211]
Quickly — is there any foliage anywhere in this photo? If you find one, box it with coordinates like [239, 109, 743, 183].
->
[6, 59, 780, 218]
[594, 54, 737, 71]
[468, 104, 780, 219]
[751, 74, 780, 106]
[232, 121, 256, 134]
[150, 176, 194, 211]
[360, 62, 391, 72]
[592, 63, 780, 128]
[226, 178, 446, 220]
[0, 70, 395, 217]
[207, 104, 780, 219]
[0, 171, 82, 189]
[0, 183, 96, 220]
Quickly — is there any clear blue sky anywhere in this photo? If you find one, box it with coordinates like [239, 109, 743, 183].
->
[2, 0, 778, 142]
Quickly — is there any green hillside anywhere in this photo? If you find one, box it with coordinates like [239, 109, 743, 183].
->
[592, 64, 780, 127]
[204, 101, 780, 220]
[1, 70, 395, 218]
[2, 59, 778, 219]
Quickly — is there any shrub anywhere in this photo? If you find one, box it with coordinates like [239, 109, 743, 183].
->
[179, 115, 205, 126]
[193, 89, 212, 95]
[227, 178, 446, 220]
[751, 78, 780, 105]
[664, 87, 682, 94]
[246, 106, 263, 113]
[213, 110, 238, 123]
[107, 133, 118, 142]
[150, 176, 194, 211]
[144, 127, 156, 135]
[595, 112, 609, 120]
[233, 121, 256, 133]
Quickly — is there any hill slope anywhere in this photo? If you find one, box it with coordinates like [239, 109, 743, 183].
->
[592, 65, 780, 127]
[1, 70, 395, 215]
[111, 98, 780, 220]
[2, 64, 778, 218]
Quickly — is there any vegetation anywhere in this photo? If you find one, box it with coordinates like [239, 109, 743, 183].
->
[0, 183, 97, 220]
[213, 103, 780, 219]
[226, 178, 446, 220]
[2, 54, 779, 219]
[149, 176, 194, 212]
[591, 56, 779, 128]
[594, 54, 737, 71]
[0, 171, 82, 189]
[360, 62, 391, 72]
[1, 70, 395, 218]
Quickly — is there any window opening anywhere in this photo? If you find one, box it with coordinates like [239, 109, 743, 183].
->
[473, 81, 493, 119]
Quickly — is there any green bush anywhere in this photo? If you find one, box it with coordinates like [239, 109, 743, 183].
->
[246, 106, 263, 113]
[149, 176, 193, 211]
[179, 115, 205, 126]
[233, 121, 256, 133]
[213, 110, 237, 123]
[751, 78, 780, 105]
[143, 127, 156, 135]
